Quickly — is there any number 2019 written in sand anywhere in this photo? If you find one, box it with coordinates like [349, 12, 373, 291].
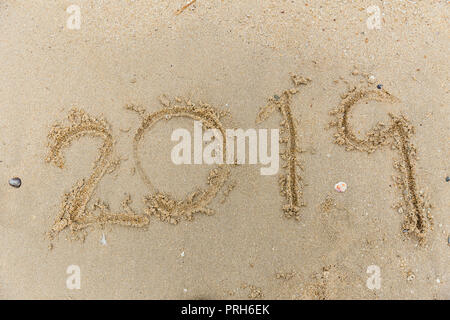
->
[45, 75, 432, 245]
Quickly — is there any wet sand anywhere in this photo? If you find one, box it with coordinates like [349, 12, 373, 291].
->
[0, 1, 448, 299]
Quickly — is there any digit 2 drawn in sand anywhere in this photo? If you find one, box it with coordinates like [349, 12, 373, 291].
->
[46, 98, 230, 240]
[329, 86, 432, 243]
[46, 109, 149, 240]
[256, 74, 310, 220]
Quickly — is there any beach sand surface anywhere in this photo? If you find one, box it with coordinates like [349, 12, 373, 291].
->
[0, 0, 448, 299]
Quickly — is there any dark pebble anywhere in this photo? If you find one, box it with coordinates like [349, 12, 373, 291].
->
[446, 176, 450, 182]
[274, 95, 280, 100]
[377, 84, 383, 89]
[9, 177, 21, 188]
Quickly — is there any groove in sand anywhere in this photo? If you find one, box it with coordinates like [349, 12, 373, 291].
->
[256, 74, 311, 220]
[329, 87, 432, 243]
[46, 108, 149, 241]
[127, 97, 230, 225]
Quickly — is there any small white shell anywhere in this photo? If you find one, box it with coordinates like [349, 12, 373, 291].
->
[100, 233, 107, 246]
[334, 182, 347, 193]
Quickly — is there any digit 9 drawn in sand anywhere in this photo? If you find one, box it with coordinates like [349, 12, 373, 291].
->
[256, 74, 310, 220]
[329, 86, 432, 243]
[46, 97, 230, 241]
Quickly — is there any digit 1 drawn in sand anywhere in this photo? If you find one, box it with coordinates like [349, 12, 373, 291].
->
[46, 109, 149, 240]
[127, 96, 231, 225]
[329, 87, 432, 243]
[256, 74, 311, 220]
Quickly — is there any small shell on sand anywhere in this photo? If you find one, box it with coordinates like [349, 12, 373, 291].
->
[334, 181, 347, 193]
[9, 177, 22, 188]
[100, 233, 107, 246]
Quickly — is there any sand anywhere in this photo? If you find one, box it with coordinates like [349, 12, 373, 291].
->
[0, 0, 448, 299]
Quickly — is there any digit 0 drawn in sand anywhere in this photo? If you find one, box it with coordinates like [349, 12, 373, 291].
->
[127, 96, 231, 225]
[46, 109, 149, 240]
[329, 86, 433, 243]
[256, 74, 310, 220]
